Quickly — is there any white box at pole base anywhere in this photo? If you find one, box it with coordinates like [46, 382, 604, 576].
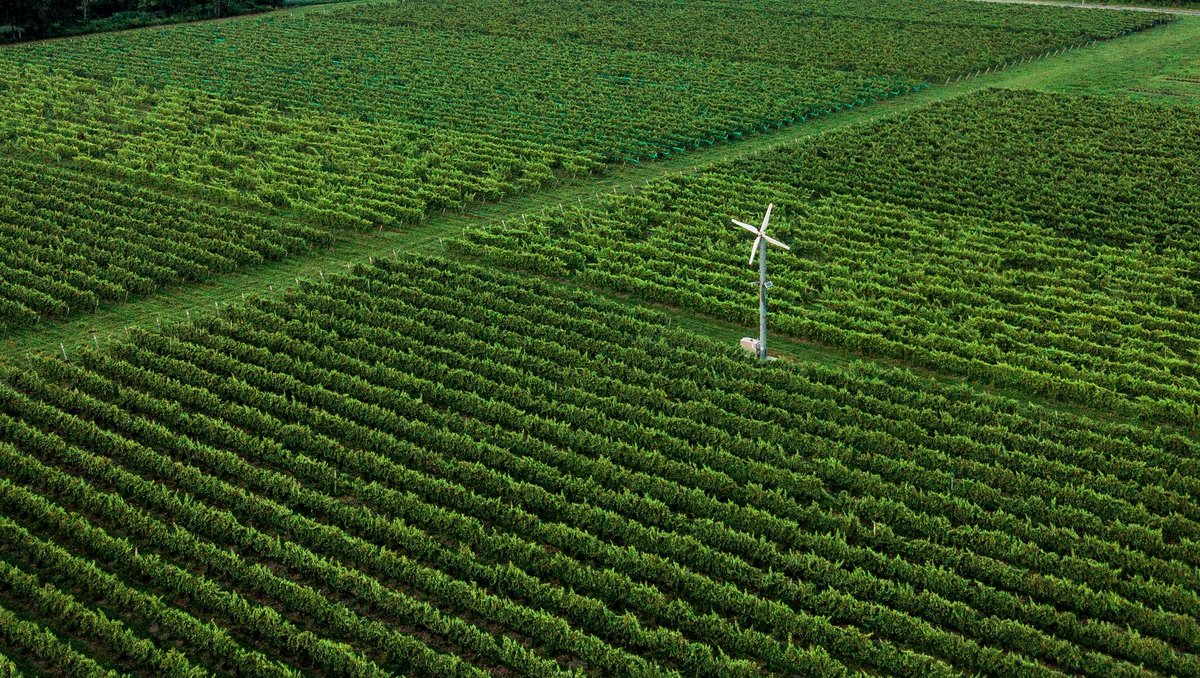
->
[740, 337, 760, 355]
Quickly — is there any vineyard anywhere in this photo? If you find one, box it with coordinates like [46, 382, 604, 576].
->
[1, 0, 1199, 675]
[0, 257, 1197, 676]
[0, 5, 921, 160]
[0, 0, 1173, 334]
[348, 0, 1170, 79]
[726, 88, 1200, 247]
[0, 63, 595, 332]
[456, 88, 1200, 428]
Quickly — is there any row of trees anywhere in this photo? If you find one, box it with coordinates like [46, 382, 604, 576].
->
[1, 0, 280, 41]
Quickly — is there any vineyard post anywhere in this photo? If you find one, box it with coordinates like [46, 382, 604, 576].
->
[758, 235, 768, 359]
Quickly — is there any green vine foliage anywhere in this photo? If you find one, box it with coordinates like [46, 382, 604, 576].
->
[459, 89, 1200, 428]
[0, 256, 1196, 675]
[0, 0, 1171, 334]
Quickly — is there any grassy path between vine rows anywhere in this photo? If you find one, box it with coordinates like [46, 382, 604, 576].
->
[3, 15, 1198, 428]
[972, 0, 1200, 15]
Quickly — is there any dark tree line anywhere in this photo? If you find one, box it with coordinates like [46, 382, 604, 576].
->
[1, 0, 282, 40]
